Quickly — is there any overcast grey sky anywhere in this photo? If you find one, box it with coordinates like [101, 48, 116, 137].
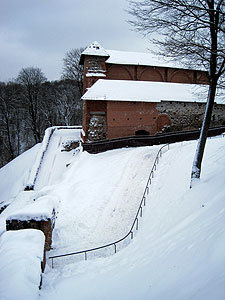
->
[0, 0, 151, 82]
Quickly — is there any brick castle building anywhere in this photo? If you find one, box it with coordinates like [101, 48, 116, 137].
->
[80, 41, 225, 141]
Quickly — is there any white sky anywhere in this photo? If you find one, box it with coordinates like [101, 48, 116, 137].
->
[0, 0, 151, 82]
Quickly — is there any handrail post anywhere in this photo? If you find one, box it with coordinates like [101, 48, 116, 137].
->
[136, 218, 139, 230]
[85, 252, 87, 260]
[52, 258, 54, 268]
[114, 243, 117, 254]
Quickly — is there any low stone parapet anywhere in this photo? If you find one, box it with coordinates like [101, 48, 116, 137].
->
[6, 196, 56, 270]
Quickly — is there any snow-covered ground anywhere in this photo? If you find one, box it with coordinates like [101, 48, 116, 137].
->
[0, 229, 45, 300]
[43, 145, 161, 258]
[40, 137, 225, 300]
[0, 135, 225, 300]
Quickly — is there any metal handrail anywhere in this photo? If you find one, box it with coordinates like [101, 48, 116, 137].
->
[49, 144, 169, 267]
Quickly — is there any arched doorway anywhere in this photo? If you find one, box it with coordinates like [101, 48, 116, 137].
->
[135, 130, 149, 136]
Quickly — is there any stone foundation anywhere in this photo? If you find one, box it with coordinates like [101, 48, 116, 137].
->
[6, 215, 55, 271]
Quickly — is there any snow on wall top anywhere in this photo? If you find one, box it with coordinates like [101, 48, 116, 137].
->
[82, 79, 209, 103]
[6, 196, 55, 221]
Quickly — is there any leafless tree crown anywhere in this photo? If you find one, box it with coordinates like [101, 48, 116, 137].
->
[128, 0, 225, 81]
[61, 47, 85, 96]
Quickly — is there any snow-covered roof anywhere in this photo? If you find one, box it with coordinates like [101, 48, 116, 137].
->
[80, 41, 206, 71]
[105, 49, 182, 69]
[80, 41, 109, 64]
[82, 79, 209, 103]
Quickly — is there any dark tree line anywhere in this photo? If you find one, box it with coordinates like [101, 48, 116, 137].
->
[0, 47, 84, 167]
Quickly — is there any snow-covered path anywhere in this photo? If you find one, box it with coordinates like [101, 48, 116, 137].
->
[47, 145, 161, 260]
[35, 129, 81, 190]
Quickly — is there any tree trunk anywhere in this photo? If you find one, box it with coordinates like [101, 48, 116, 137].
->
[190, 80, 217, 187]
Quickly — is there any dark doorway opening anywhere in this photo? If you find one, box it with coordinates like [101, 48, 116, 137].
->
[135, 130, 149, 136]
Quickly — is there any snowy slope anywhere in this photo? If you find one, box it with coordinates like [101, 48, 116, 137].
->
[40, 137, 225, 300]
[40, 145, 161, 256]
[0, 144, 40, 208]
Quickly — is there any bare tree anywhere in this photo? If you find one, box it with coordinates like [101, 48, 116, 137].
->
[0, 82, 23, 165]
[128, 0, 225, 186]
[17, 67, 47, 143]
[0, 83, 16, 160]
[55, 80, 82, 126]
[61, 47, 85, 97]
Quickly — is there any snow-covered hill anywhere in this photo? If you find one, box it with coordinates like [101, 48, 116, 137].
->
[0, 135, 225, 300]
[40, 137, 225, 300]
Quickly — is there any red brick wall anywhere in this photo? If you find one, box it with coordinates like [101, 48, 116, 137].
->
[83, 99, 225, 141]
[106, 101, 159, 139]
[105, 64, 209, 84]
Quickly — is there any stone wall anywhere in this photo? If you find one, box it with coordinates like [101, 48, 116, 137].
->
[157, 101, 225, 132]
[83, 55, 107, 91]
[82, 100, 107, 141]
